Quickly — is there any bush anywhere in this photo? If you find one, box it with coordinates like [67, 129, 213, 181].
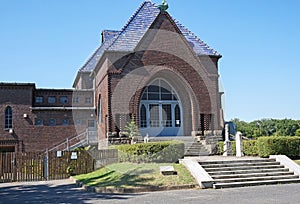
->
[256, 136, 300, 158]
[217, 141, 236, 155]
[112, 140, 184, 163]
[243, 140, 258, 156]
[218, 137, 300, 158]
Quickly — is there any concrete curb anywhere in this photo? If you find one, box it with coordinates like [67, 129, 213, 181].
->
[180, 158, 214, 188]
[69, 177, 197, 194]
[270, 155, 300, 176]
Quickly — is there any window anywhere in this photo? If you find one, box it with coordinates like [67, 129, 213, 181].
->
[4, 106, 12, 129]
[62, 119, 69, 126]
[87, 120, 95, 128]
[85, 97, 92, 104]
[75, 119, 82, 125]
[35, 96, 43, 103]
[60, 96, 68, 104]
[175, 105, 181, 127]
[141, 79, 178, 101]
[98, 96, 102, 123]
[149, 104, 160, 127]
[140, 104, 147, 128]
[162, 104, 172, 127]
[35, 118, 43, 126]
[49, 118, 56, 126]
[48, 96, 56, 104]
[72, 97, 80, 104]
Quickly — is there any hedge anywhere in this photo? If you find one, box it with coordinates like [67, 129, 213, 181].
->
[218, 136, 300, 158]
[257, 136, 300, 158]
[112, 140, 184, 163]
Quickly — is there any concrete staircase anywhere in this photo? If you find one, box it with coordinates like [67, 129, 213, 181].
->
[184, 141, 210, 156]
[199, 158, 300, 189]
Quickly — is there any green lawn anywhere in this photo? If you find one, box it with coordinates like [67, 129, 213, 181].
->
[294, 160, 300, 165]
[74, 162, 196, 188]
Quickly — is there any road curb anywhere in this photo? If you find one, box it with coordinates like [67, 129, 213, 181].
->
[69, 177, 197, 194]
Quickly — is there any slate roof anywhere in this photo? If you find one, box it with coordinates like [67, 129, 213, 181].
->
[79, 1, 220, 72]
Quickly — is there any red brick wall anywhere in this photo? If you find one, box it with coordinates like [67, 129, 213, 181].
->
[0, 84, 93, 152]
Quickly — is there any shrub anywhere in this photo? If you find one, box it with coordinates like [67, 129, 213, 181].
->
[243, 140, 258, 156]
[217, 141, 236, 155]
[256, 136, 300, 158]
[112, 140, 184, 163]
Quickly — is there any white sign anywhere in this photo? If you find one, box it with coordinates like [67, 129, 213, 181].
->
[71, 152, 77, 160]
[57, 151, 62, 157]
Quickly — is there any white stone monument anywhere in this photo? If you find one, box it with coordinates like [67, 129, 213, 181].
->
[235, 131, 244, 157]
[223, 124, 233, 156]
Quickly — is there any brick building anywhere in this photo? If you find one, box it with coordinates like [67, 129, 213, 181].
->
[0, 1, 224, 152]
[74, 1, 224, 138]
[0, 83, 95, 152]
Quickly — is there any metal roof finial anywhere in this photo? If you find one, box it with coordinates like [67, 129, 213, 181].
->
[158, 0, 169, 12]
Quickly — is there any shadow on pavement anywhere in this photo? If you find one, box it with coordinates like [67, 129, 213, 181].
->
[0, 181, 143, 204]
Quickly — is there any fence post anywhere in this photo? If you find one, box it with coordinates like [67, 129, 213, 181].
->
[13, 153, 17, 182]
[86, 129, 89, 144]
[44, 149, 49, 180]
[66, 138, 69, 151]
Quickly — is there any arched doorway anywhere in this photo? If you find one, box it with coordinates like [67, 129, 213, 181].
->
[139, 79, 183, 136]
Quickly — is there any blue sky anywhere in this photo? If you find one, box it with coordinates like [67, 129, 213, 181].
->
[0, 0, 299, 122]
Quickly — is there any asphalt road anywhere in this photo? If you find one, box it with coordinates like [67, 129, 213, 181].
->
[0, 179, 300, 204]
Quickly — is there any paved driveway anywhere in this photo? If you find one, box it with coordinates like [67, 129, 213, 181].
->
[1, 179, 300, 204]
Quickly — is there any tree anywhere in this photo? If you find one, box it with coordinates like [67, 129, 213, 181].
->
[230, 118, 300, 137]
[124, 117, 141, 138]
[295, 129, 300, 136]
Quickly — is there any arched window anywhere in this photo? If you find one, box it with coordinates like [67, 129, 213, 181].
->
[140, 104, 147, 127]
[5, 106, 12, 129]
[175, 105, 181, 127]
[141, 79, 178, 101]
[98, 96, 102, 123]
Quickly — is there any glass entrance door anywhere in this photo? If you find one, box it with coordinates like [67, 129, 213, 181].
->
[141, 102, 182, 136]
[139, 79, 183, 136]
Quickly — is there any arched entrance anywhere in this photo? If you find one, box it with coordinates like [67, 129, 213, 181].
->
[139, 79, 183, 136]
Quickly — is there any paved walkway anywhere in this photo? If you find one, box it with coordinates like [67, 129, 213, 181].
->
[1, 179, 300, 203]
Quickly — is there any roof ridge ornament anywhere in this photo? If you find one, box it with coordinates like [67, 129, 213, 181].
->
[158, 0, 169, 12]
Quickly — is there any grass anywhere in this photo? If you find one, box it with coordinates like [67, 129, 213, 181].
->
[294, 160, 300, 165]
[74, 162, 196, 188]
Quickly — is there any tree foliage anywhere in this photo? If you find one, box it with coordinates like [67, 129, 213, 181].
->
[231, 118, 300, 138]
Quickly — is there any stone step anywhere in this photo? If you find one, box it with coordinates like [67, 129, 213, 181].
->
[184, 152, 210, 156]
[204, 165, 285, 172]
[211, 171, 295, 179]
[200, 159, 275, 165]
[214, 174, 299, 183]
[208, 168, 290, 176]
[213, 178, 300, 189]
[201, 161, 281, 169]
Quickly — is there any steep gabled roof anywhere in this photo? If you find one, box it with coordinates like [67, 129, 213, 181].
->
[79, 1, 220, 72]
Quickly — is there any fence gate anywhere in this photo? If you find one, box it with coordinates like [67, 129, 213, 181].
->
[0, 150, 95, 183]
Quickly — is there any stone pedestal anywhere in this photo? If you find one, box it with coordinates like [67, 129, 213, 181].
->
[223, 124, 233, 156]
[236, 131, 244, 157]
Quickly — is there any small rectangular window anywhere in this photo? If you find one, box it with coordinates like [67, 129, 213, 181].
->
[49, 118, 56, 126]
[48, 96, 56, 104]
[60, 96, 68, 104]
[35, 118, 43, 126]
[35, 96, 43, 103]
[85, 97, 92, 104]
[72, 97, 80, 104]
[62, 119, 69, 126]
[75, 119, 82, 125]
[87, 120, 95, 128]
